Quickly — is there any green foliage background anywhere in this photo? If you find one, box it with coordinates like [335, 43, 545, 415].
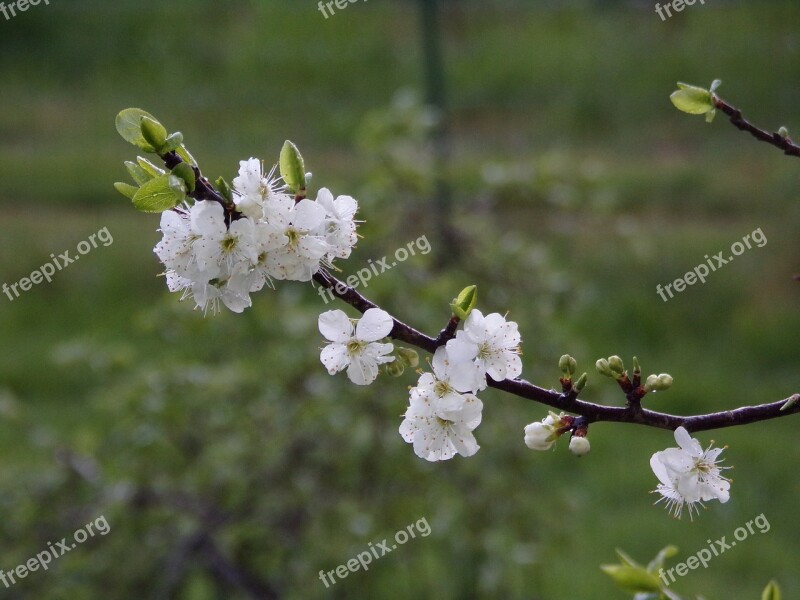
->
[0, 1, 798, 598]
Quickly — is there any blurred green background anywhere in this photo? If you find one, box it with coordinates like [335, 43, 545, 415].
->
[0, 0, 798, 598]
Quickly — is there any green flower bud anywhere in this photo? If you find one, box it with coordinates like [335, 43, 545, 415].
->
[778, 126, 790, 139]
[644, 374, 659, 391]
[595, 359, 613, 378]
[559, 354, 577, 377]
[607, 355, 625, 376]
[644, 373, 673, 392]
[450, 285, 477, 320]
[396, 347, 419, 369]
[656, 373, 673, 389]
[385, 360, 405, 377]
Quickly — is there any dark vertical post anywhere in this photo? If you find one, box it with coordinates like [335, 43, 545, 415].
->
[418, 0, 460, 265]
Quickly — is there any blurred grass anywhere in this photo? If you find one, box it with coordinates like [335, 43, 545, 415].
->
[0, 0, 798, 598]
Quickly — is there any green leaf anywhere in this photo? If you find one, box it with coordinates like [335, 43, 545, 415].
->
[450, 285, 477, 320]
[124, 161, 151, 186]
[762, 580, 781, 600]
[162, 132, 185, 153]
[215, 176, 233, 203]
[647, 545, 678, 574]
[615, 548, 644, 569]
[115, 108, 159, 152]
[132, 174, 187, 213]
[601, 565, 661, 594]
[670, 83, 714, 116]
[172, 163, 196, 193]
[176, 144, 197, 167]
[280, 140, 306, 194]
[137, 157, 166, 178]
[113, 182, 138, 200]
[140, 116, 168, 152]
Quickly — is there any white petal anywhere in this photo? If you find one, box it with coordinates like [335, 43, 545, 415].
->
[318, 310, 353, 342]
[445, 335, 478, 363]
[674, 426, 702, 457]
[292, 199, 326, 231]
[333, 195, 358, 219]
[347, 355, 379, 385]
[190, 201, 226, 237]
[355, 308, 394, 342]
[320, 344, 349, 375]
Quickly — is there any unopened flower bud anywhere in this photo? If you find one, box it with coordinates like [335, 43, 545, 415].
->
[569, 435, 590, 457]
[607, 355, 625, 376]
[396, 347, 419, 369]
[524, 422, 557, 451]
[385, 361, 405, 378]
[632, 356, 641, 375]
[644, 373, 673, 392]
[596, 358, 613, 378]
[656, 373, 673, 389]
[559, 354, 577, 377]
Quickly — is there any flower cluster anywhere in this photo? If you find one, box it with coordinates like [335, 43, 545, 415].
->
[398, 310, 522, 462]
[316, 306, 522, 462]
[155, 158, 358, 314]
[650, 426, 731, 520]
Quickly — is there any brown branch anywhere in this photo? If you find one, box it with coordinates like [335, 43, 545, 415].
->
[712, 94, 800, 158]
[313, 269, 799, 433]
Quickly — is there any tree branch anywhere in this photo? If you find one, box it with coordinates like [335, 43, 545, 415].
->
[313, 269, 799, 433]
[712, 94, 800, 158]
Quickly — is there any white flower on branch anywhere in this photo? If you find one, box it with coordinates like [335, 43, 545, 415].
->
[313, 187, 359, 261]
[399, 355, 484, 462]
[318, 308, 395, 385]
[191, 200, 259, 278]
[524, 412, 568, 451]
[232, 158, 285, 220]
[259, 195, 329, 282]
[650, 426, 731, 520]
[445, 309, 523, 390]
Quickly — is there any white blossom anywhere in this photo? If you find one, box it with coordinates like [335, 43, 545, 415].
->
[313, 187, 359, 260]
[318, 308, 394, 385]
[399, 385, 483, 462]
[445, 309, 522, 390]
[232, 158, 284, 220]
[650, 426, 731, 519]
[259, 195, 329, 281]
